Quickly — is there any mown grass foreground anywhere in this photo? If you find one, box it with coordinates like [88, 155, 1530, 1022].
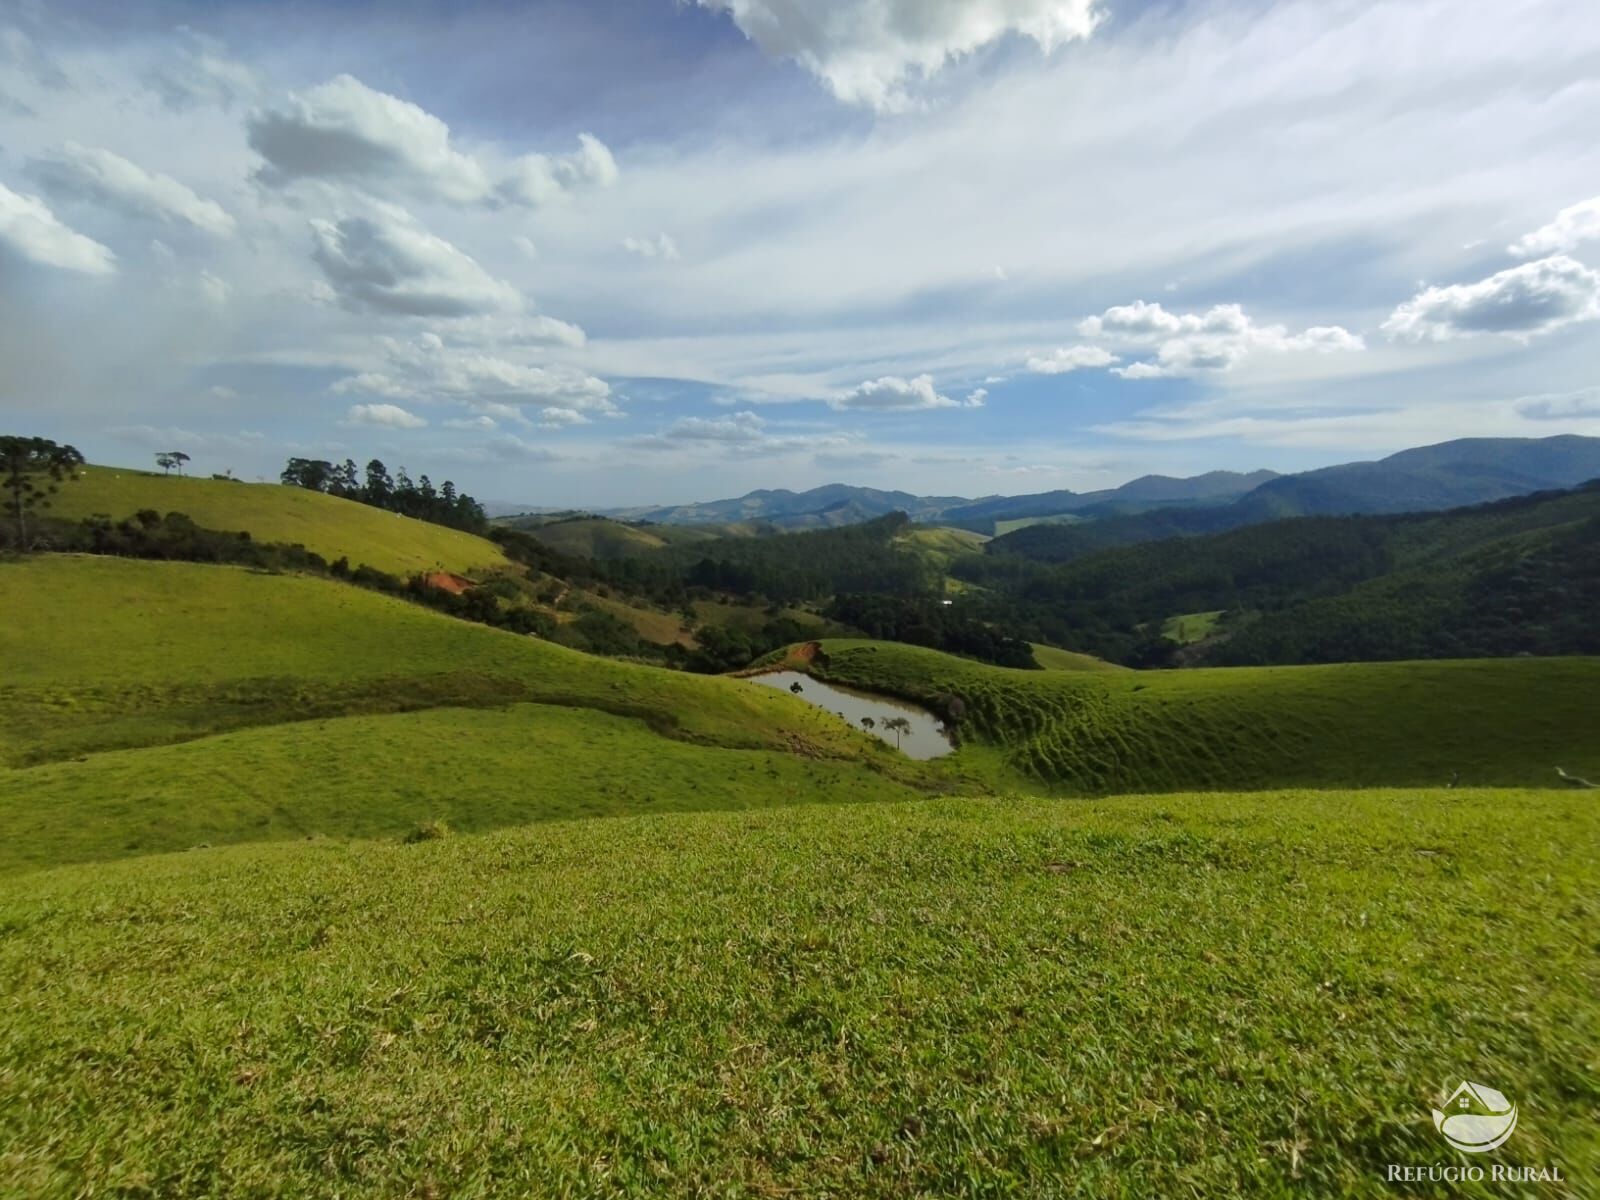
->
[2, 791, 1595, 1198]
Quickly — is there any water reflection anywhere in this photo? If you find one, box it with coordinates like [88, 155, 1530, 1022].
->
[747, 671, 954, 760]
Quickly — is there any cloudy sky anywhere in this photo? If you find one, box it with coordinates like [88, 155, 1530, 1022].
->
[2, 0, 1598, 507]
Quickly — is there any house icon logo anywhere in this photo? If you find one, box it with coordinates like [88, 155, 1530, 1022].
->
[1432, 1081, 1518, 1153]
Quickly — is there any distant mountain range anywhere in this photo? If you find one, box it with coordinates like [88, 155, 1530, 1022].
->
[574, 435, 1600, 534]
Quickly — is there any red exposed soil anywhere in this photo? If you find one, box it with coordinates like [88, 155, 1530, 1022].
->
[422, 572, 476, 595]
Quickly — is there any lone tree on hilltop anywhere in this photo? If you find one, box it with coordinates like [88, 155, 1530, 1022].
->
[155, 451, 190, 476]
[2, 436, 85, 547]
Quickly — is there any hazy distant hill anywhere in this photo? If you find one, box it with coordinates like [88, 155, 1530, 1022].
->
[940, 469, 1279, 530]
[989, 435, 1600, 564]
[494, 435, 1600, 541]
[604, 485, 971, 529]
[1239, 435, 1600, 518]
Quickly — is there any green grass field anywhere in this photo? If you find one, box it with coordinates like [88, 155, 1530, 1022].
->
[0, 705, 929, 874]
[48, 465, 509, 577]
[900, 525, 990, 569]
[0, 557, 919, 774]
[993, 513, 1087, 537]
[1160, 610, 1224, 644]
[1029, 643, 1129, 673]
[3, 790, 1593, 1197]
[806, 640, 1600, 792]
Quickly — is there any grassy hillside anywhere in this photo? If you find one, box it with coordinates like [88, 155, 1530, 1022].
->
[898, 525, 989, 568]
[0, 556, 919, 772]
[1028, 643, 1129, 673]
[510, 516, 672, 558]
[0, 705, 926, 874]
[804, 640, 1600, 792]
[2, 790, 1594, 1197]
[50, 466, 510, 576]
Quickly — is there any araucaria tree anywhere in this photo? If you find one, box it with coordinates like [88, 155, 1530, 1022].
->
[155, 451, 191, 476]
[1, 436, 86, 547]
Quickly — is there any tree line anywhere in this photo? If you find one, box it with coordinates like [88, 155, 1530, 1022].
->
[280, 457, 488, 534]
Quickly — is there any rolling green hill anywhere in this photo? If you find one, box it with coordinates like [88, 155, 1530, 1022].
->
[49, 466, 510, 577]
[2, 790, 1594, 1196]
[801, 640, 1600, 792]
[0, 705, 925, 874]
[0, 555, 916, 772]
[1028, 643, 1129, 673]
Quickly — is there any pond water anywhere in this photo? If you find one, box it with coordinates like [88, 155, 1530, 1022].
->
[747, 671, 954, 760]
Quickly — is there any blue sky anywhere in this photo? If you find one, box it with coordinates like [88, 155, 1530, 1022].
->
[2, 0, 1598, 506]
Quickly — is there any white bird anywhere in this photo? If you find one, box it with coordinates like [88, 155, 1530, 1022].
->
[1555, 767, 1599, 789]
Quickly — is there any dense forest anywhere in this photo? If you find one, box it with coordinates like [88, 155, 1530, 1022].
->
[594, 513, 939, 605]
[281, 456, 488, 534]
[957, 483, 1600, 666]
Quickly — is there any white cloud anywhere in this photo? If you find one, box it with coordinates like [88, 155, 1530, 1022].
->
[965, 387, 988, 407]
[1513, 386, 1600, 421]
[443, 415, 498, 431]
[1510, 195, 1600, 258]
[655, 410, 769, 443]
[1026, 345, 1118, 374]
[537, 406, 590, 427]
[695, 0, 1102, 111]
[331, 332, 616, 421]
[622, 232, 681, 260]
[33, 142, 236, 236]
[147, 32, 260, 109]
[344, 402, 428, 429]
[309, 208, 521, 317]
[512, 235, 538, 259]
[198, 270, 231, 305]
[249, 74, 491, 202]
[449, 313, 588, 349]
[832, 373, 971, 411]
[497, 134, 619, 207]
[1382, 255, 1600, 343]
[0, 182, 116, 275]
[1075, 301, 1363, 379]
[106, 425, 265, 454]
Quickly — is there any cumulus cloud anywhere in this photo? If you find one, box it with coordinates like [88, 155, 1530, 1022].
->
[1074, 300, 1363, 379]
[1026, 345, 1118, 374]
[331, 332, 616, 421]
[696, 0, 1102, 111]
[248, 75, 620, 210]
[622, 232, 681, 260]
[344, 402, 428, 429]
[1510, 195, 1600, 258]
[832, 374, 977, 411]
[249, 74, 491, 202]
[632, 408, 857, 456]
[655, 410, 769, 443]
[448, 313, 588, 350]
[1382, 256, 1600, 343]
[309, 209, 521, 317]
[537, 406, 590, 427]
[0, 182, 116, 275]
[33, 142, 236, 237]
[496, 134, 619, 207]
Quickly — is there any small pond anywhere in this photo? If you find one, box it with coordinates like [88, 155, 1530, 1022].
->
[747, 671, 954, 760]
